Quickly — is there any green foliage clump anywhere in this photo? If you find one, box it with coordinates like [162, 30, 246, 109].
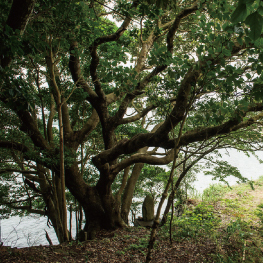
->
[165, 203, 220, 240]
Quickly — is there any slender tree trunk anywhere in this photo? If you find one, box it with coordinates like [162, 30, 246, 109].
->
[145, 148, 180, 263]
[32, 166, 64, 243]
[79, 203, 83, 231]
[48, 46, 69, 242]
[75, 198, 79, 240]
[58, 103, 68, 241]
[121, 163, 144, 223]
[121, 125, 161, 222]
[146, 109, 188, 262]
[69, 204, 72, 240]
[114, 166, 130, 224]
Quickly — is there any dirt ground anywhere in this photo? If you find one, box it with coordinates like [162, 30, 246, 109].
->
[0, 227, 217, 263]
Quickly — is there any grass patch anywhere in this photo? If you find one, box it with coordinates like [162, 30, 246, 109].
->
[201, 184, 230, 203]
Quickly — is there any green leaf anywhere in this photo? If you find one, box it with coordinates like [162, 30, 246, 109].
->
[259, 53, 263, 63]
[246, 73, 251, 79]
[231, 4, 247, 22]
[208, 47, 214, 54]
[237, 37, 243, 45]
[257, 65, 263, 74]
[258, 6, 263, 16]
[245, 11, 263, 41]
[245, 36, 251, 45]
[223, 49, 231, 56]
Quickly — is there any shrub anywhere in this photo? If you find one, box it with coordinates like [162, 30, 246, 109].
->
[169, 202, 220, 239]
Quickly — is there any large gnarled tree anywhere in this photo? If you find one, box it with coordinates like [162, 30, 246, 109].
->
[1, 0, 263, 242]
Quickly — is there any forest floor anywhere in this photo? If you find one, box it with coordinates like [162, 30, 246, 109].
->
[0, 227, 216, 263]
[2, 177, 263, 263]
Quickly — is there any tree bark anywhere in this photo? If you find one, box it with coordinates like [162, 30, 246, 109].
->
[121, 163, 144, 223]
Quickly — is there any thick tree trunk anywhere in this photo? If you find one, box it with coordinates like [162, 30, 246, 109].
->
[80, 187, 125, 239]
[64, 163, 125, 239]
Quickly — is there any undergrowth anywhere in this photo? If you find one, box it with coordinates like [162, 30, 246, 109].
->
[160, 179, 263, 262]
